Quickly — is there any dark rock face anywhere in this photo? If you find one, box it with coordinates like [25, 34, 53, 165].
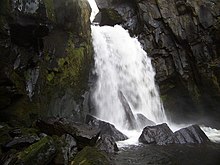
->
[139, 124, 210, 145]
[174, 125, 210, 144]
[139, 123, 176, 145]
[0, 0, 93, 124]
[86, 114, 128, 141]
[95, 8, 123, 26]
[96, 134, 119, 153]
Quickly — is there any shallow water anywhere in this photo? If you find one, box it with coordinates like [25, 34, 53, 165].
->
[112, 143, 220, 165]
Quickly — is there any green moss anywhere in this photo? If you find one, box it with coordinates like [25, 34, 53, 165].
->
[16, 136, 56, 164]
[47, 71, 55, 82]
[8, 69, 26, 94]
[71, 146, 110, 165]
[43, 0, 55, 21]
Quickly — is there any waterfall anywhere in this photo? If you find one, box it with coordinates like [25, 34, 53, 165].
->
[87, 0, 220, 144]
[91, 25, 167, 130]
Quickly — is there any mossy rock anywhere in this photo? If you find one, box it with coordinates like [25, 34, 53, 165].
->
[71, 146, 110, 165]
[43, 0, 56, 22]
[14, 136, 56, 165]
[99, 8, 124, 26]
[0, 124, 12, 145]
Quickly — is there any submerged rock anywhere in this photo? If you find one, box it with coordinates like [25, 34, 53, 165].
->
[96, 134, 119, 153]
[174, 125, 210, 144]
[36, 118, 100, 148]
[71, 146, 110, 165]
[139, 123, 176, 145]
[86, 114, 128, 141]
[139, 124, 210, 145]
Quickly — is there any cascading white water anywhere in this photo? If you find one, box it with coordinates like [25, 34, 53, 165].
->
[91, 25, 167, 130]
[87, 0, 220, 144]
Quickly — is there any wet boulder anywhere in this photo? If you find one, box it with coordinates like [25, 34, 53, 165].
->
[36, 117, 100, 148]
[139, 123, 177, 145]
[174, 125, 210, 144]
[86, 114, 128, 141]
[12, 136, 56, 165]
[96, 134, 119, 153]
[136, 113, 156, 128]
[4, 134, 40, 150]
[71, 146, 110, 165]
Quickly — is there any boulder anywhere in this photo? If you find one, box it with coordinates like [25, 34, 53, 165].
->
[70, 146, 110, 165]
[96, 135, 119, 153]
[174, 125, 210, 144]
[86, 115, 128, 141]
[36, 118, 100, 149]
[52, 134, 77, 165]
[136, 113, 156, 128]
[4, 134, 40, 150]
[12, 136, 56, 165]
[138, 123, 177, 145]
[139, 124, 211, 145]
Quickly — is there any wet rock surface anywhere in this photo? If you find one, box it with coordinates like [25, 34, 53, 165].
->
[174, 125, 210, 144]
[139, 123, 210, 145]
[96, 134, 119, 153]
[86, 114, 128, 141]
[139, 123, 176, 145]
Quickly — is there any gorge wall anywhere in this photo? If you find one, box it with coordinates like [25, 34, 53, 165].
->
[94, 0, 220, 127]
[0, 0, 93, 125]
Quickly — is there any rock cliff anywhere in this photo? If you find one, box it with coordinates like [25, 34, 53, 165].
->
[0, 0, 93, 125]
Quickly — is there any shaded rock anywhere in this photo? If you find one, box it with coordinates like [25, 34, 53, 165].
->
[4, 134, 40, 150]
[71, 146, 110, 165]
[96, 8, 124, 26]
[174, 125, 210, 144]
[36, 118, 100, 149]
[86, 115, 128, 141]
[52, 134, 77, 165]
[136, 113, 156, 128]
[13, 136, 56, 165]
[96, 135, 119, 153]
[139, 123, 177, 145]
[118, 91, 137, 129]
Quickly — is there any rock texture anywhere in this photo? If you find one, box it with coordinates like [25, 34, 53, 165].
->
[0, 0, 93, 125]
[86, 114, 128, 141]
[139, 124, 210, 145]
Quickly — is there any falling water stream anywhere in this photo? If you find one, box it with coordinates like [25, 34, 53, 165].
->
[87, 0, 220, 145]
